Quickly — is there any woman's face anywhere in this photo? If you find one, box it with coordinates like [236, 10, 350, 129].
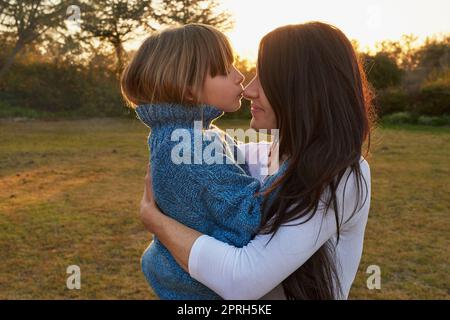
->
[243, 74, 277, 130]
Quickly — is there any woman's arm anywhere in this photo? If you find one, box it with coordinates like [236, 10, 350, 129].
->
[141, 169, 340, 299]
[141, 162, 371, 299]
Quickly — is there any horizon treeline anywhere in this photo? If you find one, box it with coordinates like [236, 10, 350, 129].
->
[0, 1, 449, 121]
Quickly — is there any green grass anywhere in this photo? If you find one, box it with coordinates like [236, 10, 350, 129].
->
[0, 118, 449, 299]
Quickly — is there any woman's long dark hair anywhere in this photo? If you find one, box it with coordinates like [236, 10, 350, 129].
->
[257, 22, 375, 299]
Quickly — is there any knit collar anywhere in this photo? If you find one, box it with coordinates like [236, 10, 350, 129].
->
[135, 103, 224, 128]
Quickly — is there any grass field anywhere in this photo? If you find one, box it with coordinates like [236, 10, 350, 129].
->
[0, 118, 449, 299]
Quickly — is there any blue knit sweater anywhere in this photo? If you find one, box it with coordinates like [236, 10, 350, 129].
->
[136, 103, 279, 300]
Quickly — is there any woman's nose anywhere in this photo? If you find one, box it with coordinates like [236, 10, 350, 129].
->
[243, 77, 258, 99]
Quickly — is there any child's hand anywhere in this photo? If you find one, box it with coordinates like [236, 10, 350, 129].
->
[140, 164, 162, 233]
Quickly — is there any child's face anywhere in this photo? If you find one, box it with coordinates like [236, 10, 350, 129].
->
[201, 65, 245, 112]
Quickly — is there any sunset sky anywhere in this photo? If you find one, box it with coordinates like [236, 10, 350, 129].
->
[220, 0, 450, 61]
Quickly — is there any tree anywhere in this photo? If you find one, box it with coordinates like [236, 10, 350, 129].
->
[0, 1, 8, 23]
[0, 0, 66, 79]
[234, 54, 255, 85]
[152, 0, 234, 32]
[363, 53, 402, 90]
[399, 34, 420, 71]
[375, 34, 419, 71]
[416, 35, 450, 76]
[375, 39, 402, 65]
[77, 0, 234, 77]
[78, 0, 153, 77]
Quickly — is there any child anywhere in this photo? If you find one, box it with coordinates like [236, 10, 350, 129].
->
[121, 24, 280, 299]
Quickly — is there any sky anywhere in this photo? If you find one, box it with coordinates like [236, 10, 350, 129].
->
[220, 0, 450, 61]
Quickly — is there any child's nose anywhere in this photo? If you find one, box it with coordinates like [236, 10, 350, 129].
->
[235, 70, 245, 85]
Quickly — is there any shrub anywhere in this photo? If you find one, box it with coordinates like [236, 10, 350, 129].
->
[0, 62, 127, 118]
[412, 83, 450, 116]
[382, 112, 450, 126]
[417, 115, 450, 126]
[382, 112, 418, 125]
[376, 88, 410, 116]
[0, 101, 48, 118]
[364, 53, 402, 90]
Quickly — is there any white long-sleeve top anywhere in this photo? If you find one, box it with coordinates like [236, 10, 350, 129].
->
[188, 142, 371, 300]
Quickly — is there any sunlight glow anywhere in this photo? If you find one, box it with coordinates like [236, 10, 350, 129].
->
[221, 0, 450, 61]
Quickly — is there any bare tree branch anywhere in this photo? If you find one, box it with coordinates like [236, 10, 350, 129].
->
[152, 0, 234, 32]
[78, 0, 153, 76]
[0, 0, 66, 78]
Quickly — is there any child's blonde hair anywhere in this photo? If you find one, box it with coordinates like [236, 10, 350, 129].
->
[121, 23, 234, 108]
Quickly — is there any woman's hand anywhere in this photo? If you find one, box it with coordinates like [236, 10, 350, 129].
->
[140, 164, 163, 233]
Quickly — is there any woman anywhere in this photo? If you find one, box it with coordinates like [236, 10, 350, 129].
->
[140, 21, 375, 300]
